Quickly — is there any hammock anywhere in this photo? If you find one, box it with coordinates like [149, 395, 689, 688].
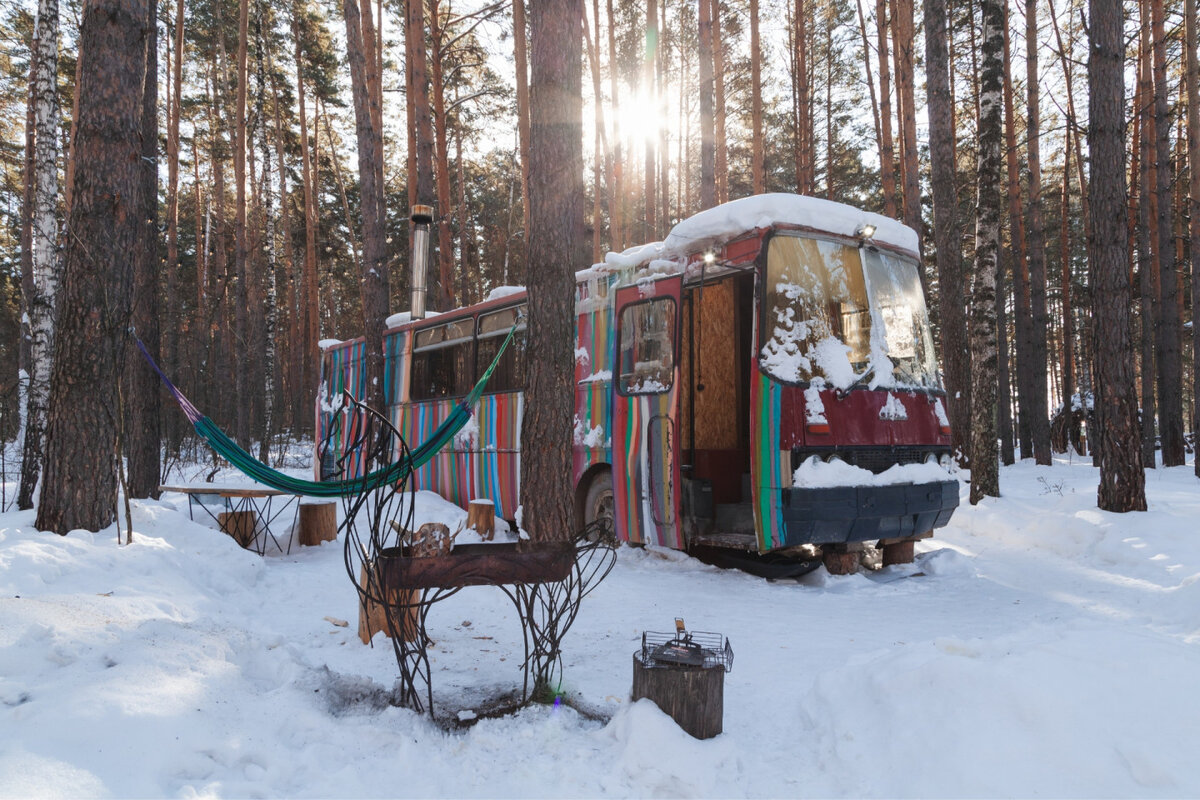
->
[135, 323, 520, 498]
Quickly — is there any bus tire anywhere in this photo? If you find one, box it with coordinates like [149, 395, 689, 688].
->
[583, 470, 614, 535]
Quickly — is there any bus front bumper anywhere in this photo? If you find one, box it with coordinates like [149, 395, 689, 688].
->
[777, 479, 960, 548]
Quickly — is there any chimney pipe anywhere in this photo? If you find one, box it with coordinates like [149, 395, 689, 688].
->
[410, 204, 434, 320]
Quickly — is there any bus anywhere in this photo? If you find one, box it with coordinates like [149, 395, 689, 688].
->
[317, 193, 959, 574]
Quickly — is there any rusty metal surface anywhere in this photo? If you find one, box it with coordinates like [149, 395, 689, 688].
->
[376, 542, 575, 590]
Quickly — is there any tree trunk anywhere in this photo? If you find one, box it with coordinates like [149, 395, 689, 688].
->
[1002, 11, 1033, 461]
[1149, 0, 1184, 466]
[344, 0, 390, 411]
[295, 6, 319, 430]
[408, 0, 438, 307]
[968, 0, 1003, 504]
[1087, 0, 1146, 512]
[164, 0, 183, 452]
[255, 4, 278, 459]
[1136, 9, 1157, 467]
[606, 0, 623, 248]
[234, 0, 251, 447]
[19, 0, 62, 511]
[712, 0, 727, 205]
[513, 0, 532, 244]
[874, 0, 896, 217]
[796, 0, 813, 195]
[1023, 0, 1051, 465]
[126, 0, 160, 499]
[697, 0, 715, 210]
[1185, 0, 1200, 477]
[430, 2, 456, 310]
[19, 52, 34, 390]
[644, 0, 657, 239]
[892, 0, 919, 239]
[37, 0, 149, 535]
[521, 0, 582, 542]
[997, 249, 1015, 465]
[1059, 124, 1079, 452]
[750, 0, 763, 194]
[855, 0, 881, 189]
[923, 0, 969, 465]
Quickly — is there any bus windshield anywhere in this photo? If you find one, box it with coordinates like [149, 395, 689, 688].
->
[760, 234, 939, 390]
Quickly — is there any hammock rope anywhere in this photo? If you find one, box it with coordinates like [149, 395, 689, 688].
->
[134, 321, 521, 498]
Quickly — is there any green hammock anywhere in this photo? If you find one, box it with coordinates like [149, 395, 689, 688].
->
[136, 323, 520, 498]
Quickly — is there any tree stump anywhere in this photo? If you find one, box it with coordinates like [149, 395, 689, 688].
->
[357, 563, 418, 644]
[632, 654, 724, 739]
[467, 499, 495, 541]
[298, 502, 337, 547]
[218, 510, 258, 549]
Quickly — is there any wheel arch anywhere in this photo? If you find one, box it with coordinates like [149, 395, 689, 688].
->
[574, 462, 612, 532]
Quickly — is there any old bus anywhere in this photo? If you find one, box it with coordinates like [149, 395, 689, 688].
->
[318, 194, 959, 574]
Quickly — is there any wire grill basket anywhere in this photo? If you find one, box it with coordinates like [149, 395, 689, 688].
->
[637, 619, 734, 673]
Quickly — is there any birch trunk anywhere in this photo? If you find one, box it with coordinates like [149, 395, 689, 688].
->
[968, 0, 1003, 504]
[19, 0, 62, 510]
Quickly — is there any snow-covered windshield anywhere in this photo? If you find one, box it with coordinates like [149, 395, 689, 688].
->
[760, 234, 939, 390]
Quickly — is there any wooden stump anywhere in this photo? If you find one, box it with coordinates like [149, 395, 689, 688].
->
[822, 546, 860, 575]
[632, 655, 724, 739]
[357, 563, 419, 644]
[467, 499, 495, 541]
[298, 502, 338, 547]
[218, 510, 258, 549]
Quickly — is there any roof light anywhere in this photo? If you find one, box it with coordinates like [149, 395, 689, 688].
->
[856, 223, 877, 240]
[702, 250, 716, 265]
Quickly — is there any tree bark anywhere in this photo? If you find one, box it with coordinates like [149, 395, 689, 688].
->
[37, 0, 149, 534]
[924, 0, 969, 465]
[513, 0, 532, 243]
[712, 0, 727, 205]
[892, 0, 919, 239]
[126, 0, 160, 499]
[1087, 0, 1146, 512]
[644, 0, 657, 238]
[874, 0, 896, 217]
[1186, 0, 1200, 477]
[1149, 0, 1184, 466]
[235, 0, 251, 447]
[750, 0, 764, 194]
[344, 0, 390, 410]
[164, 0, 184, 452]
[1059, 124, 1079, 452]
[430, 0, 456, 310]
[408, 0, 438, 306]
[521, 0, 582, 542]
[1136, 7, 1157, 467]
[294, 5, 319, 429]
[20, 0, 62, 510]
[697, 0, 715, 210]
[1023, 0, 1050, 465]
[796, 0, 813, 195]
[968, 0, 1003, 504]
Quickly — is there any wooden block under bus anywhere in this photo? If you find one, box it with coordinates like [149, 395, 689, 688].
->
[218, 510, 258, 549]
[297, 502, 338, 547]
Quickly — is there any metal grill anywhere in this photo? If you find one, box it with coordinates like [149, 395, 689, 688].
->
[638, 619, 734, 672]
[794, 446, 944, 475]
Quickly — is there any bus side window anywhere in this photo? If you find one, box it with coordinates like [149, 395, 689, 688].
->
[618, 297, 676, 395]
[411, 319, 474, 400]
[476, 305, 527, 394]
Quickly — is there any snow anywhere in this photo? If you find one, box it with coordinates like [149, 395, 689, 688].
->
[878, 393, 909, 421]
[664, 193, 920, 257]
[484, 286, 525, 302]
[317, 338, 344, 350]
[793, 456, 950, 488]
[5, 457, 1200, 797]
[385, 310, 442, 329]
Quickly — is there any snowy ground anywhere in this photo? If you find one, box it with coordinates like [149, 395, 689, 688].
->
[3, 455, 1200, 798]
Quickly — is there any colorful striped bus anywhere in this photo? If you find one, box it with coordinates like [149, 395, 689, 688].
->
[318, 194, 959, 574]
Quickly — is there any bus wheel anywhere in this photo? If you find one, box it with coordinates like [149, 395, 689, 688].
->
[583, 471, 614, 534]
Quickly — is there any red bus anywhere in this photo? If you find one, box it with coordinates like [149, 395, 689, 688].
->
[318, 194, 958, 574]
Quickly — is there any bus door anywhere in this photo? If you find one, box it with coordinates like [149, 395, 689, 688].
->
[612, 276, 683, 549]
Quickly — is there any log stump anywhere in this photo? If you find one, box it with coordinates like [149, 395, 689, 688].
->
[632, 654, 724, 739]
[357, 563, 419, 644]
[881, 540, 915, 566]
[298, 502, 338, 547]
[467, 499, 495, 541]
[218, 510, 258, 549]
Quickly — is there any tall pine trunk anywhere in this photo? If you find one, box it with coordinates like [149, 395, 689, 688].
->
[874, 0, 896, 217]
[521, 0, 582, 541]
[1024, 0, 1051, 464]
[1186, 0, 1200, 476]
[697, 0, 715, 210]
[234, 0, 251, 447]
[37, 0, 149, 534]
[750, 0, 763, 194]
[923, 0, 970, 465]
[1087, 0, 1146, 512]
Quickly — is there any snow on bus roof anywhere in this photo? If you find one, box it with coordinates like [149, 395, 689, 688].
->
[317, 338, 344, 350]
[663, 193, 919, 256]
[384, 310, 442, 329]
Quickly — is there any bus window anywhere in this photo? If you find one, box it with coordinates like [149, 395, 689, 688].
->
[618, 297, 676, 395]
[476, 305, 527, 394]
[411, 319, 474, 400]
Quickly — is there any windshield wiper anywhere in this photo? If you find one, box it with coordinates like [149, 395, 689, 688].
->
[835, 367, 875, 399]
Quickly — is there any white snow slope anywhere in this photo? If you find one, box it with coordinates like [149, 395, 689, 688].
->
[3, 456, 1200, 798]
